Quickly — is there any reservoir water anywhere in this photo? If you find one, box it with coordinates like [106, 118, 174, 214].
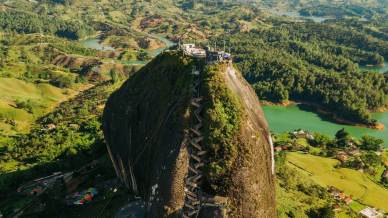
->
[263, 62, 387, 144]
[266, 8, 330, 23]
[263, 105, 388, 145]
[148, 34, 176, 56]
[80, 38, 115, 51]
[81, 34, 176, 65]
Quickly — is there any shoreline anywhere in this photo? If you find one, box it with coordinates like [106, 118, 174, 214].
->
[364, 63, 385, 67]
[373, 106, 388, 113]
[261, 100, 385, 130]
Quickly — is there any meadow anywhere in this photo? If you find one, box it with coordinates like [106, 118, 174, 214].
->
[0, 78, 75, 134]
[287, 152, 388, 211]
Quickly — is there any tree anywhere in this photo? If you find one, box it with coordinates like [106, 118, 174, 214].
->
[50, 75, 74, 88]
[335, 128, 350, 147]
[110, 69, 120, 83]
[361, 151, 381, 168]
[311, 133, 332, 147]
[15, 100, 34, 113]
[137, 49, 150, 61]
[360, 135, 384, 151]
[307, 205, 335, 218]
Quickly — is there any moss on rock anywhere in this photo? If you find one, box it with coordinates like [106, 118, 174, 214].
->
[201, 64, 243, 194]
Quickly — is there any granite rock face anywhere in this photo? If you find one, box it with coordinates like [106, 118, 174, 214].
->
[103, 52, 276, 217]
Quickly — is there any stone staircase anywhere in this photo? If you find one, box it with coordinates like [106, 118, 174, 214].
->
[182, 67, 207, 218]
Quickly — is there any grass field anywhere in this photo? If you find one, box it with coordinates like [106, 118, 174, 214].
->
[287, 152, 388, 211]
[0, 78, 75, 134]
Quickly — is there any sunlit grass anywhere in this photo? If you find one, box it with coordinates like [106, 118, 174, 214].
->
[287, 152, 388, 211]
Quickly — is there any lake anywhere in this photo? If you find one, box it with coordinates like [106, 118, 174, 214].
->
[148, 34, 176, 56]
[81, 35, 176, 65]
[80, 38, 115, 51]
[263, 104, 388, 145]
[265, 8, 330, 23]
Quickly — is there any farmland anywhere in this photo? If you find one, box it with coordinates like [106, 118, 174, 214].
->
[287, 152, 388, 211]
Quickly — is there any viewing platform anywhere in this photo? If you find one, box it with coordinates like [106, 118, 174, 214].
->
[180, 43, 232, 63]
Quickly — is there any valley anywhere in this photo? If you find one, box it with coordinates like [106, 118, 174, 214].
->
[0, 0, 387, 217]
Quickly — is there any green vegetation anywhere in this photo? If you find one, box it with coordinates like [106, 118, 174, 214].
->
[0, 33, 81, 135]
[219, 22, 388, 124]
[0, 32, 134, 137]
[275, 152, 338, 218]
[0, 9, 93, 40]
[299, 5, 378, 19]
[136, 49, 151, 61]
[276, 141, 386, 217]
[0, 0, 387, 217]
[360, 135, 384, 151]
[275, 126, 388, 217]
[274, 129, 387, 180]
[201, 64, 242, 194]
[0, 76, 127, 216]
[286, 152, 388, 211]
[0, 81, 122, 192]
[0, 77, 72, 135]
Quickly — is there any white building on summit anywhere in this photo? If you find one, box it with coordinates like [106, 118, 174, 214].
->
[182, 43, 206, 58]
[181, 43, 232, 63]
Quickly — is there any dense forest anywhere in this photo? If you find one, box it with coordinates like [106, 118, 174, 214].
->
[0, 81, 121, 192]
[218, 23, 388, 124]
[0, 10, 93, 39]
[299, 5, 379, 19]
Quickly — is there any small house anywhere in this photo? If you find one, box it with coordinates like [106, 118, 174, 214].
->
[292, 130, 313, 140]
[359, 207, 383, 218]
[336, 152, 349, 163]
[182, 43, 206, 58]
[347, 148, 361, 157]
[344, 196, 353, 205]
[274, 146, 283, 152]
[333, 204, 341, 211]
[328, 186, 341, 197]
[46, 124, 56, 131]
[281, 146, 289, 151]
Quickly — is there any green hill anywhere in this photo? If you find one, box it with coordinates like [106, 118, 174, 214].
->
[287, 152, 388, 211]
[0, 77, 75, 134]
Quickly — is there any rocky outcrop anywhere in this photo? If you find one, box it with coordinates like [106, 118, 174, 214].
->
[102, 52, 276, 217]
[103, 52, 195, 217]
[140, 15, 163, 29]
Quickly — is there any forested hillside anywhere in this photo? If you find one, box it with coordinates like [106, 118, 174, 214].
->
[0, 10, 92, 39]
[0, 0, 387, 217]
[219, 22, 388, 125]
